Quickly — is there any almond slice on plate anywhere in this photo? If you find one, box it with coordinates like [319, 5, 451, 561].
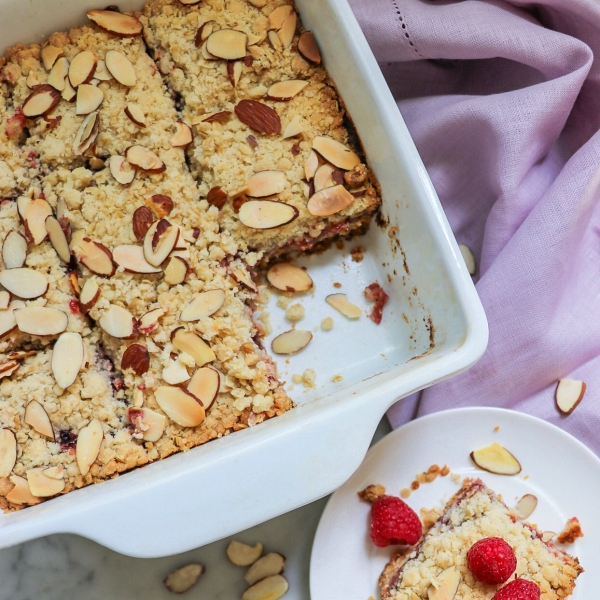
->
[180, 289, 225, 322]
[146, 195, 174, 218]
[126, 145, 165, 173]
[298, 31, 321, 64]
[427, 566, 461, 600]
[514, 494, 538, 520]
[164, 563, 205, 594]
[0, 429, 17, 477]
[172, 329, 216, 367]
[171, 121, 193, 147]
[206, 29, 248, 60]
[124, 103, 145, 127]
[79, 279, 100, 314]
[87, 9, 143, 37]
[267, 263, 312, 293]
[127, 407, 166, 442]
[74, 238, 115, 276]
[277, 11, 297, 48]
[162, 358, 190, 385]
[24, 198, 53, 245]
[95, 59, 112, 81]
[542, 531, 556, 543]
[227, 540, 263, 566]
[108, 155, 136, 185]
[45, 216, 71, 263]
[307, 185, 355, 217]
[139, 307, 164, 334]
[271, 329, 312, 355]
[187, 367, 219, 410]
[113, 244, 162, 274]
[143, 219, 179, 267]
[245, 553, 286, 585]
[154, 385, 205, 427]
[26, 468, 65, 497]
[0, 291, 10, 310]
[313, 136, 360, 170]
[75, 84, 103, 115]
[73, 111, 99, 155]
[76, 419, 103, 477]
[47, 56, 69, 91]
[269, 5, 293, 29]
[69, 51, 97, 88]
[98, 304, 138, 339]
[164, 256, 188, 286]
[227, 60, 244, 87]
[459, 244, 476, 275]
[104, 49, 136, 86]
[62, 78, 76, 102]
[304, 150, 319, 181]
[6, 475, 41, 505]
[52, 332, 83, 388]
[41, 45, 63, 71]
[470, 443, 522, 475]
[195, 20, 216, 46]
[15, 306, 68, 336]
[313, 164, 337, 193]
[0, 268, 48, 299]
[283, 115, 304, 139]
[326, 293, 361, 319]
[239, 200, 298, 229]
[22, 85, 61, 118]
[242, 575, 289, 600]
[245, 171, 287, 198]
[25, 400, 55, 439]
[555, 379, 586, 415]
[2, 230, 27, 269]
[235, 100, 281, 136]
[121, 343, 150, 376]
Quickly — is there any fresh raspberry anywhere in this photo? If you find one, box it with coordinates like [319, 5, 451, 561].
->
[492, 579, 541, 600]
[467, 537, 517, 584]
[369, 496, 421, 547]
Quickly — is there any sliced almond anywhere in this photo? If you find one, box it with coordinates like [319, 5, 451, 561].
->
[45, 216, 71, 263]
[139, 307, 164, 334]
[298, 31, 321, 64]
[146, 195, 174, 219]
[180, 289, 225, 322]
[52, 332, 84, 389]
[0, 302, 18, 337]
[271, 329, 312, 355]
[200, 41, 219, 61]
[0, 429, 17, 477]
[163, 256, 188, 286]
[162, 358, 190, 385]
[172, 329, 216, 367]
[74, 238, 115, 276]
[304, 151, 319, 181]
[17, 196, 31, 222]
[22, 85, 61, 118]
[0, 268, 48, 299]
[179, 0, 201, 4]
[239, 200, 298, 229]
[6, 475, 40, 505]
[248, 45, 265, 59]
[427, 566, 461, 600]
[187, 367, 219, 410]
[143, 219, 179, 267]
[126, 145, 165, 173]
[269, 5, 294, 30]
[227, 60, 244, 87]
[164, 563, 205, 594]
[76, 419, 103, 477]
[7, 349, 36, 361]
[113, 244, 162, 274]
[0, 291, 10, 309]
[132, 206, 154, 243]
[245, 553, 286, 585]
[195, 20, 216, 46]
[79, 279, 100, 314]
[87, 9, 143, 37]
[154, 385, 205, 427]
[542, 531, 556, 543]
[41, 45, 63, 71]
[268, 30, 283, 51]
[26, 468, 65, 497]
[171, 121, 193, 147]
[267, 263, 312, 293]
[227, 540, 263, 567]
[313, 164, 337, 193]
[95, 59, 112, 81]
[62, 77, 76, 102]
[313, 136, 360, 170]
[307, 185, 355, 216]
[196, 110, 232, 124]
[42, 466, 64, 480]
[515, 494, 538, 520]
[459, 244, 476, 276]
[69, 51, 97, 88]
[277, 11, 297, 49]
[121, 343, 150, 376]
[76, 84, 103, 115]
[47, 56, 69, 91]
[246, 171, 287, 198]
[555, 379, 586, 415]
[104, 49, 136, 86]
[470, 443, 522, 475]
[2, 231, 27, 269]
[123, 105, 146, 130]
[0, 360, 19, 379]
[230, 267, 258, 293]
[283, 115, 304, 139]
[73, 111, 99, 155]
[242, 575, 289, 600]
[99, 304, 138, 339]
[24, 198, 53, 245]
[326, 293, 361, 319]
[206, 29, 248, 60]
[108, 155, 136, 185]
[127, 407, 166, 442]
[15, 306, 68, 336]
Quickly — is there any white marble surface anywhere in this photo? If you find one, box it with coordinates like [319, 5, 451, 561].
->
[0, 419, 391, 600]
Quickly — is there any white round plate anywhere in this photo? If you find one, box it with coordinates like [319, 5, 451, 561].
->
[310, 407, 598, 599]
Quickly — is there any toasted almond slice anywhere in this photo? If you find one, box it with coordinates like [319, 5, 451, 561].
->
[0, 291, 10, 310]
[17, 196, 31, 222]
[206, 29, 248, 60]
[24, 198, 53, 245]
[6, 475, 41, 505]
[52, 332, 84, 388]
[283, 115, 304, 139]
[74, 238, 115, 276]
[0, 360, 19, 379]
[123, 103, 145, 128]
[108, 155, 136, 185]
[76, 419, 103, 477]
[0, 302, 18, 337]
[271, 329, 312, 355]
[27, 468, 65, 497]
[304, 151, 319, 181]
[94, 59, 112, 81]
[163, 256, 188, 286]
[62, 77, 76, 101]
[99, 304, 137, 339]
[45, 216, 71, 263]
[267, 263, 312, 293]
[47, 56, 69, 91]
[313, 164, 337, 193]
[196, 110, 232, 124]
[541, 531, 556, 543]
[42, 466, 64, 480]
[87, 9, 142, 37]
[515, 494, 538, 520]
[459, 244, 476, 275]
[79, 279, 100, 314]
[313, 136, 360, 170]
[242, 575, 289, 600]
[427, 566, 461, 600]
[2, 231, 27, 269]
[127, 407, 166, 442]
[164, 563, 205, 594]
[126, 145, 165, 173]
[76, 84, 103, 115]
[195, 20, 216, 46]
[245, 553, 286, 585]
[121, 343, 150, 376]
[227, 540, 263, 566]
[155, 385, 205, 427]
[104, 49, 136, 86]
[41, 45, 63, 71]
[230, 267, 258, 293]
[200, 41, 219, 61]
[24, 400, 54, 438]
[172, 329, 216, 367]
[307, 185, 355, 217]
[162, 358, 190, 385]
[326, 293, 361, 319]
[143, 219, 179, 267]
[239, 200, 298, 229]
[298, 32, 321, 64]
[171, 121, 193, 147]
[0, 429, 17, 477]
[470, 443, 522, 475]
[278, 11, 297, 48]
[146, 195, 174, 218]
[180, 289, 225, 322]
[187, 367, 219, 410]
[246, 171, 287, 198]
[227, 60, 244, 87]
[139, 307, 164, 334]
[15, 306, 68, 336]
[22, 85, 61, 118]
[113, 244, 162, 274]
[0, 268, 48, 299]
[266, 31, 282, 52]
[555, 379, 586, 415]
[69, 51, 97, 88]
[73, 112, 99, 155]
[269, 5, 294, 29]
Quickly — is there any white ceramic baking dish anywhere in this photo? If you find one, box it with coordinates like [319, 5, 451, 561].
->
[0, 0, 488, 557]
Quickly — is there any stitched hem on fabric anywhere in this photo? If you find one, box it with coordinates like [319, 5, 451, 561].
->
[390, 0, 424, 57]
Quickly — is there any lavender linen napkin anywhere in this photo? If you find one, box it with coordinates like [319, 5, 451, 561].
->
[348, 0, 600, 454]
